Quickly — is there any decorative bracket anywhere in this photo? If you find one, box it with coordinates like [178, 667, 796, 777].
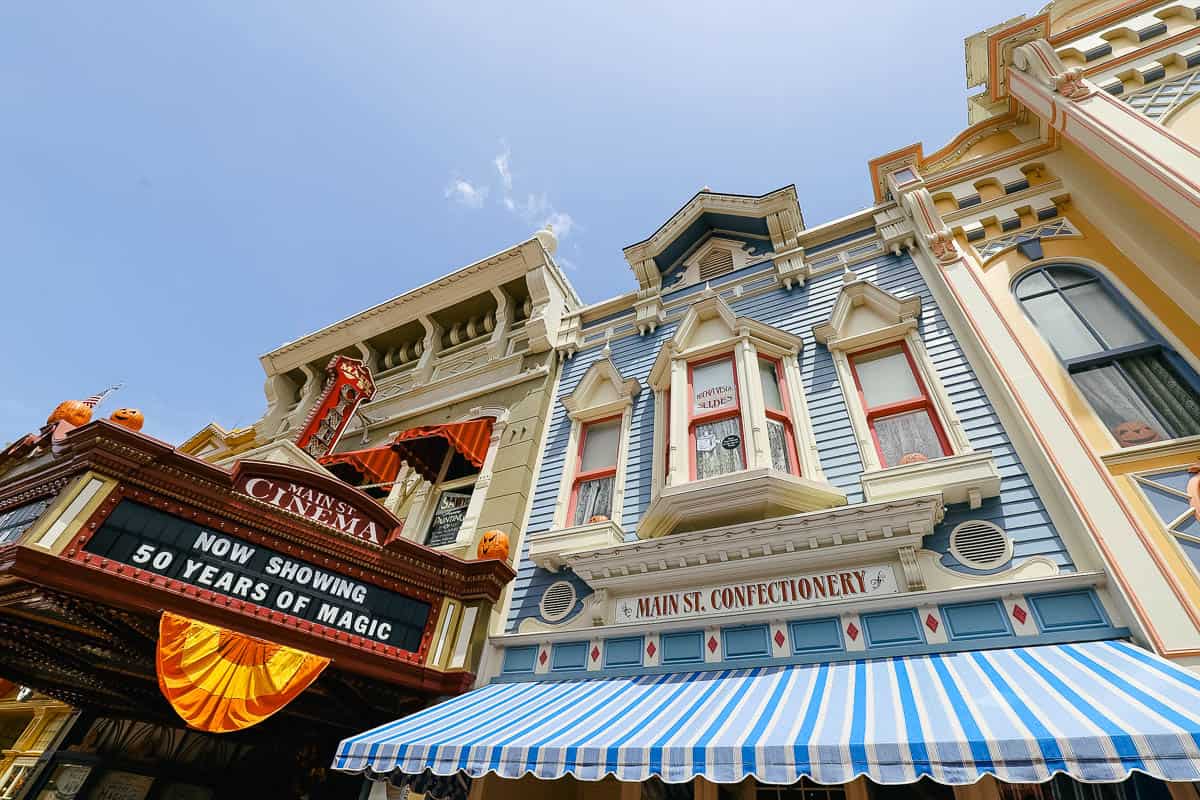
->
[1012, 39, 1093, 101]
[898, 545, 927, 592]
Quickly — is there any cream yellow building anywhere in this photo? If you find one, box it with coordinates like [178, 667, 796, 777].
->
[866, 0, 1200, 665]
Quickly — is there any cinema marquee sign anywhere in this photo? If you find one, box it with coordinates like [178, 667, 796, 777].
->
[614, 564, 900, 622]
[231, 460, 400, 546]
[84, 500, 430, 652]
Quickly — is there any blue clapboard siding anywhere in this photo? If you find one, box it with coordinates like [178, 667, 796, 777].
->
[507, 246, 1074, 632]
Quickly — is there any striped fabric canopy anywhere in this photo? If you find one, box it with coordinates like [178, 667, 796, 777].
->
[335, 640, 1200, 786]
[320, 418, 494, 485]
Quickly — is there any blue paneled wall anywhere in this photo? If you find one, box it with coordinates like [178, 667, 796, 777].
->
[507, 248, 1074, 632]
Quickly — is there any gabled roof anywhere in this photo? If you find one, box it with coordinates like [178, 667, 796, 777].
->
[812, 278, 922, 351]
[623, 187, 804, 291]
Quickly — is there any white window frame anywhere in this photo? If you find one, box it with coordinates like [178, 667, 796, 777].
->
[552, 355, 641, 531]
[648, 292, 826, 496]
[814, 279, 972, 472]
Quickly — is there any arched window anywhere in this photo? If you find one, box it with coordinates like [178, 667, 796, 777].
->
[1014, 265, 1200, 447]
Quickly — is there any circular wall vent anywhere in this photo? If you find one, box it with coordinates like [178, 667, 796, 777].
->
[540, 581, 578, 622]
[949, 520, 1012, 570]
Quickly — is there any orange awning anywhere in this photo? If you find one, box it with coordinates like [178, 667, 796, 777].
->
[319, 418, 494, 485]
[320, 446, 404, 486]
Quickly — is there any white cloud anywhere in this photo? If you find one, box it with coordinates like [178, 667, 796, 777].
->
[444, 178, 488, 208]
[444, 144, 578, 244]
[493, 145, 513, 192]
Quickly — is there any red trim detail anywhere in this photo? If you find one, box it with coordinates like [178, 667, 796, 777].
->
[847, 342, 952, 468]
[294, 356, 376, 458]
[759, 355, 802, 476]
[567, 416, 621, 526]
[845, 622, 859, 642]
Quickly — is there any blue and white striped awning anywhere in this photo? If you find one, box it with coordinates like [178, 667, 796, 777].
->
[335, 640, 1200, 785]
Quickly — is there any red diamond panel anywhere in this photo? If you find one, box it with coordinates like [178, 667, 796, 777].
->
[538, 649, 548, 666]
[925, 614, 939, 633]
[646, 641, 657, 658]
[774, 629, 786, 648]
[590, 646, 600, 662]
[846, 622, 859, 642]
[1012, 604, 1028, 624]
[707, 636, 719, 653]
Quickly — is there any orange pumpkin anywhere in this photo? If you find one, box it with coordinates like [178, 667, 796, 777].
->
[588, 514, 609, 523]
[477, 529, 510, 561]
[898, 452, 929, 465]
[47, 399, 92, 428]
[1113, 420, 1161, 448]
[109, 408, 145, 432]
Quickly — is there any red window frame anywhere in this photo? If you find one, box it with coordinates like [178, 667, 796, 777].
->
[567, 416, 621, 525]
[847, 342, 952, 468]
[758, 355, 802, 476]
[687, 354, 746, 480]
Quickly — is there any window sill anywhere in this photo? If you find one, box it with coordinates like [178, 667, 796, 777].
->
[1098, 434, 1200, 469]
[529, 519, 627, 572]
[638, 467, 847, 539]
[860, 450, 1001, 509]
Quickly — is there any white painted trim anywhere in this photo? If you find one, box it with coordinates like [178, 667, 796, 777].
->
[34, 478, 105, 550]
[489, 570, 1109, 645]
[448, 605, 479, 669]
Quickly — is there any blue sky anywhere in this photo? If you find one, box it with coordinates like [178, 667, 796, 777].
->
[1, 1, 1025, 445]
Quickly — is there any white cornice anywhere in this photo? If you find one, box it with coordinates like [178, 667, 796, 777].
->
[494, 570, 1108, 644]
[564, 493, 943, 592]
[260, 238, 578, 374]
[1100, 434, 1200, 468]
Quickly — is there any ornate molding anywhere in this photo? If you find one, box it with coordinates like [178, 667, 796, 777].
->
[1012, 39, 1094, 101]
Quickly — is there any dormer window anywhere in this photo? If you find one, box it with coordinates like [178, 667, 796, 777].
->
[848, 344, 951, 467]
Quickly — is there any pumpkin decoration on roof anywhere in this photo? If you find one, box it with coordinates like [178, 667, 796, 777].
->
[47, 399, 92, 428]
[109, 408, 144, 432]
[477, 529, 510, 561]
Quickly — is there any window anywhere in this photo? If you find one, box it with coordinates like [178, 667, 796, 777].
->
[1015, 265, 1200, 446]
[1133, 469, 1200, 575]
[689, 356, 746, 479]
[424, 450, 480, 547]
[554, 357, 641, 532]
[998, 774, 1169, 800]
[759, 357, 800, 474]
[849, 344, 951, 468]
[570, 418, 620, 525]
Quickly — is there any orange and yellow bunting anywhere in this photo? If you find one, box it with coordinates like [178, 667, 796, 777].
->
[156, 611, 329, 733]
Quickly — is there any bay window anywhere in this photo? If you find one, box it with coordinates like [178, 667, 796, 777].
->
[1014, 264, 1200, 447]
[570, 418, 620, 525]
[641, 292, 844, 538]
[848, 344, 951, 468]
